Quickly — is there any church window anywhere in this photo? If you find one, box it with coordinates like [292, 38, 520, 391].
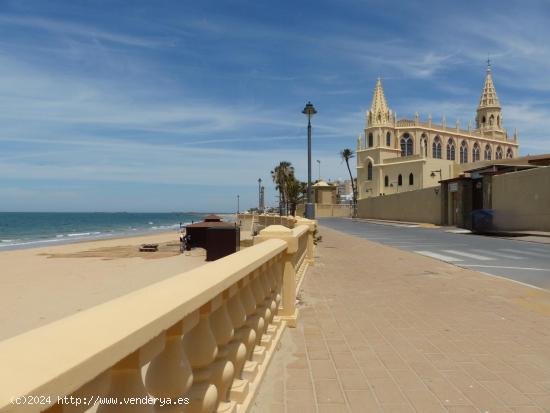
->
[482, 116, 486, 125]
[506, 148, 513, 159]
[484, 144, 492, 160]
[386, 132, 391, 146]
[367, 162, 373, 180]
[384, 175, 389, 187]
[496, 146, 503, 160]
[398, 174, 403, 186]
[460, 140, 468, 164]
[447, 139, 455, 161]
[472, 143, 480, 162]
[432, 136, 442, 159]
[368, 133, 374, 148]
[400, 133, 413, 156]
[489, 115, 494, 126]
[409, 173, 414, 185]
[421, 134, 428, 157]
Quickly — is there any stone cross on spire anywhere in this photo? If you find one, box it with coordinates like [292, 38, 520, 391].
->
[367, 77, 391, 127]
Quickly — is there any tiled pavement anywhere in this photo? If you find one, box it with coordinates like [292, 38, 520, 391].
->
[250, 226, 550, 413]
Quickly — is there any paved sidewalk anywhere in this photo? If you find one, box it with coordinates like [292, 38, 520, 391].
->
[251, 226, 550, 413]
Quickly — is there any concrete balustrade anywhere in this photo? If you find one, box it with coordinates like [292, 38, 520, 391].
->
[0, 222, 316, 413]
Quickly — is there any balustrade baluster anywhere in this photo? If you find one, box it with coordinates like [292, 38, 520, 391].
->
[182, 301, 219, 413]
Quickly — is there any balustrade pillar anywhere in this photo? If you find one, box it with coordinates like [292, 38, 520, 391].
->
[226, 285, 251, 377]
[209, 292, 236, 410]
[145, 312, 198, 412]
[182, 301, 219, 413]
[97, 351, 153, 413]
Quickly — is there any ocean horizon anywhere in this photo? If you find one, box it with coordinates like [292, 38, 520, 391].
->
[0, 212, 233, 251]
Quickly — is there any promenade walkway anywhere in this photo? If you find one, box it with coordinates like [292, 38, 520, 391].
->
[252, 226, 550, 413]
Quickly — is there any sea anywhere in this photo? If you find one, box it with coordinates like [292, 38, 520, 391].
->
[0, 212, 225, 251]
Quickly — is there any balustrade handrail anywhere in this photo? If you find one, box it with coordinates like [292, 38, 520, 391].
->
[0, 238, 288, 412]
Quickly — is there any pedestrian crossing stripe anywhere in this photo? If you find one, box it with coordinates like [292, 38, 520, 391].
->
[442, 250, 495, 261]
[500, 248, 548, 258]
[414, 251, 463, 262]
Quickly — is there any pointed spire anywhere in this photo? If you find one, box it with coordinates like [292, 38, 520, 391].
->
[368, 77, 391, 126]
[478, 61, 500, 108]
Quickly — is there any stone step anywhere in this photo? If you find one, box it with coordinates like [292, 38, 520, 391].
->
[229, 378, 249, 403]
[252, 345, 266, 363]
[217, 401, 237, 413]
[241, 360, 259, 381]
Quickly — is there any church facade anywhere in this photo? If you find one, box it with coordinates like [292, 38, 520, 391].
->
[356, 63, 519, 199]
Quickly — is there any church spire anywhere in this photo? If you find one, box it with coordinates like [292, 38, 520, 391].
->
[367, 77, 391, 126]
[478, 60, 500, 109]
[476, 61, 503, 131]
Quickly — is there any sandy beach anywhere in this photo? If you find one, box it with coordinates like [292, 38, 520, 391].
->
[0, 231, 207, 341]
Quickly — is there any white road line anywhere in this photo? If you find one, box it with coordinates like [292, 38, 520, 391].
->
[414, 251, 463, 262]
[445, 229, 472, 234]
[475, 249, 524, 260]
[442, 250, 495, 261]
[460, 264, 549, 272]
[500, 249, 549, 258]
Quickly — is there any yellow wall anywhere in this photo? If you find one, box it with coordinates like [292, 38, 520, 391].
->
[492, 167, 550, 231]
[357, 187, 442, 224]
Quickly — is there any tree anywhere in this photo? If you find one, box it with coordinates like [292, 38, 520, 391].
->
[340, 148, 357, 216]
[271, 161, 295, 215]
[285, 176, 306, 216]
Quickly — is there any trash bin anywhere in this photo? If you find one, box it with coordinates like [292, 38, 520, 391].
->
[471, 209, 494, 233]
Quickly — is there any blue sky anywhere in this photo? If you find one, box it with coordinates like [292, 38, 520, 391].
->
[1, 0, 549, 212]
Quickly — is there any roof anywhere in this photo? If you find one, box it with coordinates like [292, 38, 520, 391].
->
[203, 214, 222, 221]
[313, 180, 335, 187]
[478, 62, 500, 109]
[186, 221, 235, 229]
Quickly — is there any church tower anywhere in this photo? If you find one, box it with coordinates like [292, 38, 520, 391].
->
[476, 61, 503, 131]
[367, 78, 392, 127]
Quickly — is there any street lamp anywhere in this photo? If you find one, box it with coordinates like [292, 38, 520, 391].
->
[258, 178, 262, 211]
[316, 159, 321, 181]
[302, 101, 317, 219]
[237, 194, 240, 214]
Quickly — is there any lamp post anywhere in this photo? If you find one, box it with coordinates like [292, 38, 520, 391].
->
[316, 159, 321, 181]
[258, 178, 262, 211]
[302, 101, 317, 219]
[237, 194, 240, 214]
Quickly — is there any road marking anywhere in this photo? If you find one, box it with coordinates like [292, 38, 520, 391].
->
[414, 251, 463, 262]
[476, 249, 524, 260]
[445, 229, 472, 234]
[476, 271, 544, 290]
[460, 264, 549, 271]
[500, 249, 549, 258]
[442, 250, 495, 261]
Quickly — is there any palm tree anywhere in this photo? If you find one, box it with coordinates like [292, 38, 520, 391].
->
[285, 176, 306, 216]
[340, 148, 357, 216]
[271, 161, 294, 215]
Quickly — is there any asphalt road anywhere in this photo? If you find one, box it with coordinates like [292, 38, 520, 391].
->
[319, 217, 550, 290]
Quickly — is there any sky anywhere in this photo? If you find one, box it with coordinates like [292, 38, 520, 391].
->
[1, 0, 549, 212]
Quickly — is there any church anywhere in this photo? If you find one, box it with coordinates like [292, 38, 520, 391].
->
[356, 63, 519, 199]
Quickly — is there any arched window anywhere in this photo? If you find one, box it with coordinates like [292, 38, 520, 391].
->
[398, 174, 403, 186]
[489, 114, 494, 126]
[386, 132, 391, 146]
[460, 140, 468, 164]
[496, 146, 503, 160]
[409, 173, 414, 185]
[400, 133, 413, 156]
[484, 144, 492, 160]
[368, 133, 374, 148]
[506, 148, 513, 159]
[367, 162, 373, 180]
[420, 134, 428, 157]
[472, 143, 480, 162]
[447, 139, 455, 161]
[482, 116, 486, 125]
[384, 175, 389, 187]
[432, 136, 442, 159]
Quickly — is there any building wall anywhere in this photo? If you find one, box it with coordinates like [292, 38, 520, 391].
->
[492, 167, 550, 231]
[357, 187, 442, 224]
